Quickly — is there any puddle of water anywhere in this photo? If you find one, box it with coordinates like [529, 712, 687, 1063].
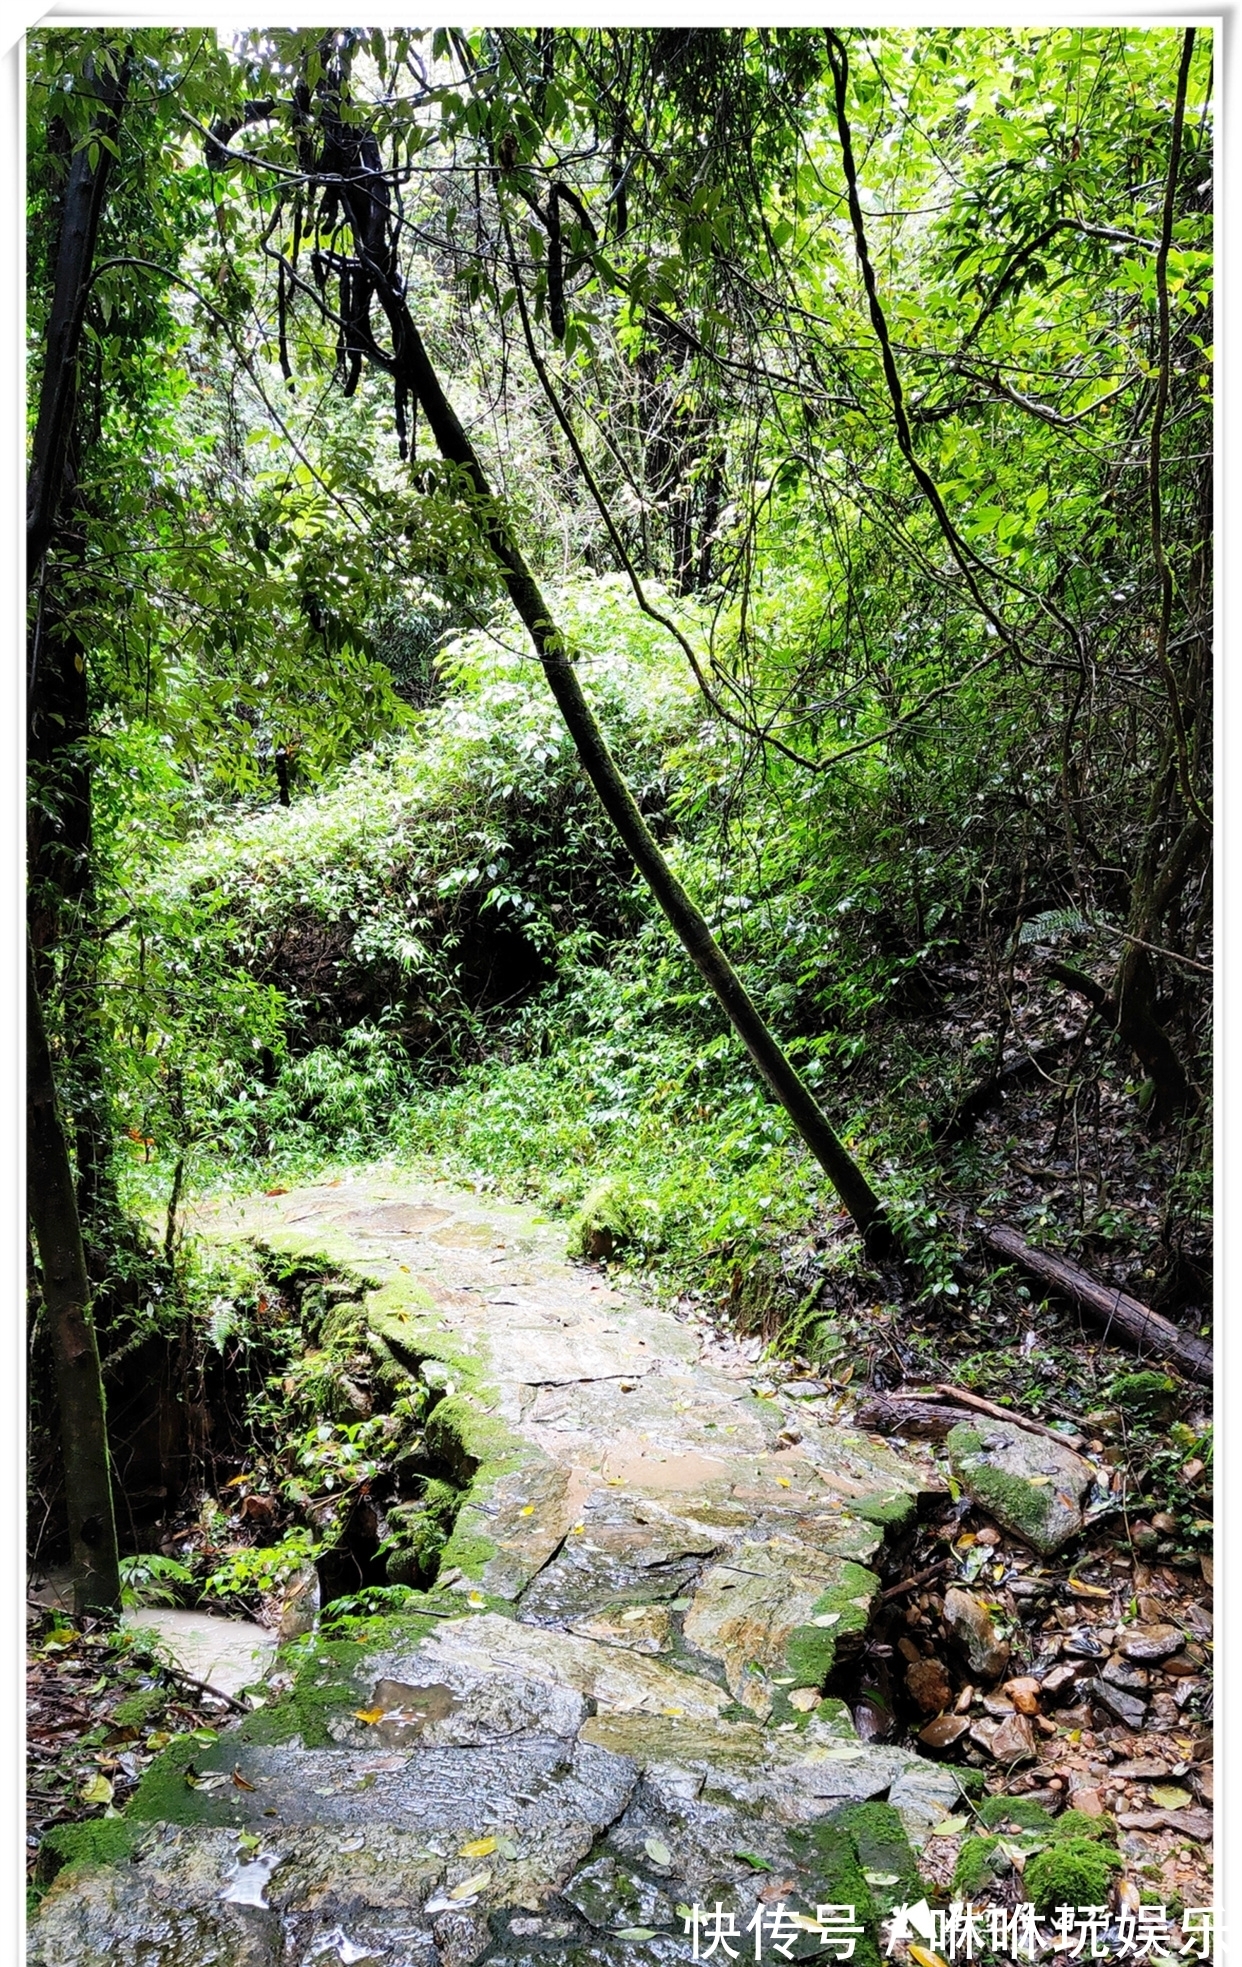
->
[120, 1607, 277, 1699]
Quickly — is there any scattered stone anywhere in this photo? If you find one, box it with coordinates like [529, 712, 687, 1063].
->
[1117, 1623, 1184, 1663]
[1082, 1678, 1147, 1729]
[942, 1588, 1009, 1680]
[1063, 1630, 1106, 1660]
[1162, 1655, 1199, 1679]
[1111, 1760, 1170, 1781]
[1004, 1677, 1040, 1715]
[989, 1712, 1037, 1764]
[946, 1420, 1094, 1554]
[1039, 1660, 1078, 1707]
[1071, 1787, 1104, 1818]
[782, 1382, 829, 1400]
[1102, 1656, 1149, 1693]
[1116, 1807, 1213, 1841]
[905, 1658, 953, 1715]
[1150, 1512, 1179, 1535]
[917, 1714, 971, 1751]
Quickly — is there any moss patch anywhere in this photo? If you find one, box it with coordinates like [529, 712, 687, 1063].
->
[854, 1491, 916, 1531]
[953, 1834, 1000, 1896]
[35, 1818, 139, 1887]
[1025, 1837, 1122, 1915]
[783, 1561, 879, 1688]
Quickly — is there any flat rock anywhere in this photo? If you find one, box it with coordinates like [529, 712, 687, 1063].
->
[887, 1760, 980, 1840]
[946, 1420, 1094, 1553]
[402, 1614, 730, 1720]
[517, 1496, 720, 1624]
[682, 1540, 877, 1717]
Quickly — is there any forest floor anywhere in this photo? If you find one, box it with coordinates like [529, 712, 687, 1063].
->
[29, 1168, 1213, 1963]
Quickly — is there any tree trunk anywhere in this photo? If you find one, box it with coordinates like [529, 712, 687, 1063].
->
[26, 36, 131, 1612]
[338, 190, 893, 1252]
[26, 945, 121, 1614]
[27, 49, 131, 579]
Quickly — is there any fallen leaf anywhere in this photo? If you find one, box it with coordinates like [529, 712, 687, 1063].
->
[733, 1851, 774, 1872]
[926, 1817, 969, 1838]
[1068, 1577, 1111, 1599]
[909, 1949, 949, 1967]
[1149, 1786, 1193, 1810]
[614, 1930, 657, 1941]
[645, 1836, 673, 1867]
[450, 1870, 492, 1900]
[231, 1766, 256, 1791]
[864, 1871, 900, 1886]
[788, 1688, 821, 1712]
[354, 1707, 385, 1725]
[460, 1836, 497, 1858]
[776, 1477, 792, 1489]
[79, 1774, 113, 1805]
[811, 1613, 841, 1628]
[519, 1505, 535, 1517]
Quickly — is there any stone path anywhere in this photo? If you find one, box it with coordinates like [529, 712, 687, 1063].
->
[32, 1171, 965, 1967]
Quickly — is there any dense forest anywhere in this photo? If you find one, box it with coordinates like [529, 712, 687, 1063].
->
[26, 27, 1214, 1946]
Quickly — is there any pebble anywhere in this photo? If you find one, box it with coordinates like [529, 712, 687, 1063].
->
[1004, 1676, 1041, 1715]
[1084, 1678, 1147, 1729]
[918, 1713, 971, 1750]
[1117, 1622, 1184, 1662]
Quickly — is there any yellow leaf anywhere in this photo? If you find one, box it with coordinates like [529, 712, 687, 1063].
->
[79, 1774, 114, 1805]
[354, 1707, 384, 1724]
[1068, 1576, 1110, 1598]
[776, 1477, 792, 1489]
[467, 1592, 486, 1607]
[908, 1951, 948, 1967]
[519, 1505, 535, 1516]
[459, 1836, 497, 1858]
[450, 1870, 492, 1900]
[571, 1523, 585, 1535]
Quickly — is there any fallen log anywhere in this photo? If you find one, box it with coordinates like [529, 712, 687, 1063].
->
[857, 1386, 1084, 1451]
[983, 1224, 1212, 1384]
[856, 1393, 983, 1439]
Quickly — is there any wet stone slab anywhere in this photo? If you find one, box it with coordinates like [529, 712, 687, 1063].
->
[35, 1168, 939, 1967]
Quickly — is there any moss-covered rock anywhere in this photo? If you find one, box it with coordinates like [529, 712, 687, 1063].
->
[947, 1421, 1094, 1554]
[35, 1819, 140, 1889]
[1025, 1835, 1122, 1914]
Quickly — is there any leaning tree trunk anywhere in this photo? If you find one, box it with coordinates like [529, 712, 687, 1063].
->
[316, 127, 893, 1254]
[27, 946, 120, 1614]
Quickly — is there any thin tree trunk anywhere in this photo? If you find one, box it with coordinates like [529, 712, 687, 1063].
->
[344, 208, 893, 1252]
[26, 944, 121, 1614]
[27, 49, 131, 579]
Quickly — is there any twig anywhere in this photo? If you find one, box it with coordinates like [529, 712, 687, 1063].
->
[158, 1663, 249, 1714]
[927, 1385, 1087, 1453]
[879, 1558, 951, 1603]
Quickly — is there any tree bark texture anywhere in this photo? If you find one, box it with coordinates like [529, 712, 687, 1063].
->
[26, 945, 121, 1613]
